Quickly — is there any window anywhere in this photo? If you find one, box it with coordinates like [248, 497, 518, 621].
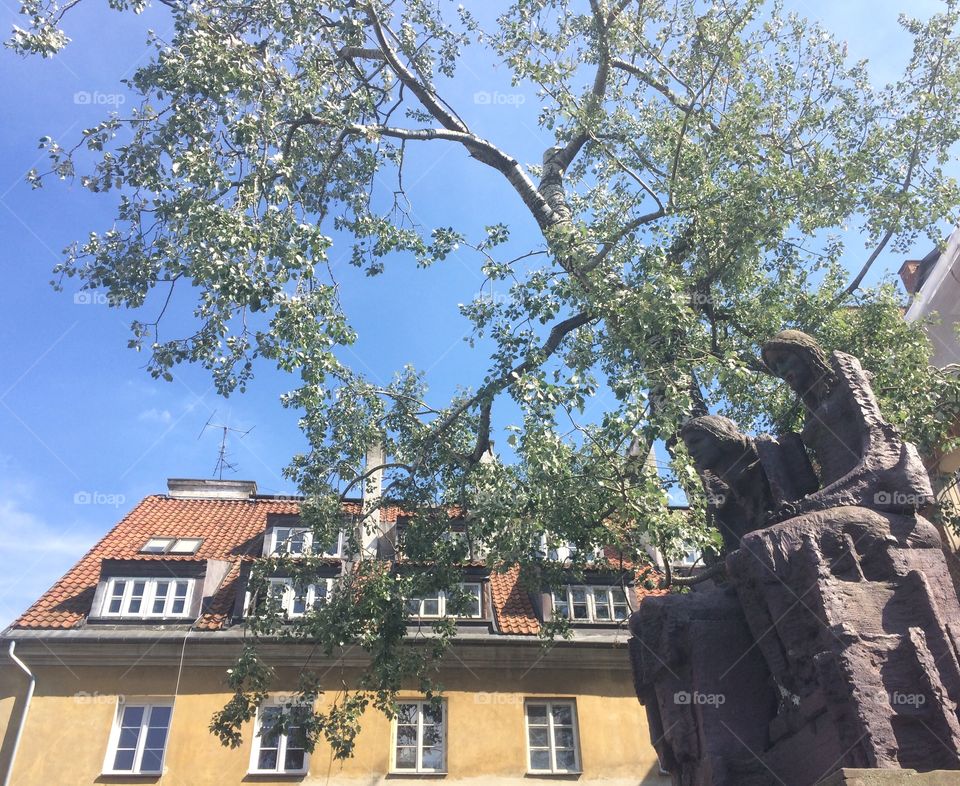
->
[103, 700, 173, 775]
[539, 535, 604, 563]
[675, 545, 702, 568]
[261, 578, 334, 617]
[139, 537, 202, 555]
[551, 585, 630, 622]
[405, 583, 482, 618]
[102, 578, 193, 619]
[392, 700, 445, 773]
[169, 538, 203, 554]
[249, 703, 309, 775]
[266, 526, 343, 557]
[525, 700, 581, 774]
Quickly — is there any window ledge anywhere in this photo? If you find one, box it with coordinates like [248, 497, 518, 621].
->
[387, 771, 447, 777]
[245, 771, 308, 779]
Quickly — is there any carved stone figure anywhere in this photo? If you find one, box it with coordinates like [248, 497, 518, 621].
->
[680, 415, 773, 551]
[629, 330, 960, 785]
[761, 329, 934, 519]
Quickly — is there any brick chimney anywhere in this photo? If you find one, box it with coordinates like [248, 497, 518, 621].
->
[899, 259, 922, 295]
[359, 442, 384, 555]
[167, 478, 257, 500]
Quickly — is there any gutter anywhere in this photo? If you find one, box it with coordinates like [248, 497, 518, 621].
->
[3, 641, 35, 786]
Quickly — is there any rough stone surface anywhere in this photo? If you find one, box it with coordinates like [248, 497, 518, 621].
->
[630, 586, 776, 785]
[817, 768, 960, 785]
[730, 507, 960, 779]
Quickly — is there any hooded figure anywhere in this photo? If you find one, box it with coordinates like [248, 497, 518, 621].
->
[680, 415, 773, 551]
[761, 329, 933, 518]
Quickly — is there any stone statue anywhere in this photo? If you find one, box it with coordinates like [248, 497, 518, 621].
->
[629, 329, 960, 785]
[761, 329, 934, 520]
[680, 415, 772, 551]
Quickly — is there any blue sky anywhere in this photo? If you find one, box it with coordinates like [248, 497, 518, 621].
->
[0, 0, 948, 629]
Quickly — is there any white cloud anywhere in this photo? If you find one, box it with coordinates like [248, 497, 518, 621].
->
[138, 407, 173, 425]
[0, 482, 99, 629]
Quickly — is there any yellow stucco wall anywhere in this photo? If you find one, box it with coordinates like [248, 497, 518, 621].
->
[0, 659, 665, 785]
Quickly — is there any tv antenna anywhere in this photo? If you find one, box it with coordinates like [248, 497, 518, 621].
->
[198, 412, 255, 480]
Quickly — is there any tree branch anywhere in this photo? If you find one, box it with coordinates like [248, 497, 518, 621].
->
[427, 312, 595, 449]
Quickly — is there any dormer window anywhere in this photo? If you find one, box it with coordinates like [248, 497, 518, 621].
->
[100, 578, 194, 619]
[139, 537, 202, 555]
[264, 526, 343, 558]
[247, 578, 335, 618]
[405, 583, 483, 619]
[538, 535, 604, 563]
[551, 586, 629, 622]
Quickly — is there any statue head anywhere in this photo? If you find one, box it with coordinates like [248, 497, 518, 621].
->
[761, 330, 835, 409]
[680, 415, 752, 476]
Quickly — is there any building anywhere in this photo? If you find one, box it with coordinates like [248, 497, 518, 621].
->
[900, 231, 960, 535]
[0, 478, 667, 785]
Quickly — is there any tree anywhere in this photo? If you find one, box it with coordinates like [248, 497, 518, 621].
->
[12, 0, 960, 758]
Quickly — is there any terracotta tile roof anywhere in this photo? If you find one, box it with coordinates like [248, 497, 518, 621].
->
[13, 495, 306, 630]
[10, 492, 654, 636]
[490, 566, 540, 635]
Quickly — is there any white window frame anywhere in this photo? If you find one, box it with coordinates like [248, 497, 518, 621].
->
[100, 577, 194, 619]
[674, 545, 702, 568]
[390, 699, 447, 774]
[248, 700, 311, 775]
[539, 535, 604, 563]
[258, 577, 335, 617]
[102, 698, 174, 776]
[524, 699, 582, 775]
[265, 526, 343, 558]
[405, 582, 482, 619]
[551, 585, 630, 623]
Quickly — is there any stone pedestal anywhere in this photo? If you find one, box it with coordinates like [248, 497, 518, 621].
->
[729, 507, 960, 779]
[629, 586, 776, 785]
[817, 768, 960, 785]
[630, 508, 960, 785]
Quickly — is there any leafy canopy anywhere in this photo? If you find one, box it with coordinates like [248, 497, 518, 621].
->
[12, 0, 960, 758]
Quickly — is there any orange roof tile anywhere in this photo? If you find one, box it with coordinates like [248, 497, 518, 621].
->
[489, 566, 540, 635]
[13, 495, 305, 630]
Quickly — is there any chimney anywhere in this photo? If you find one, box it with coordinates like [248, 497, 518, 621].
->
[167, 478, 257, 500]
[899, 259, 921, 295]
[479, 440, 497, 464]
[360, 443, 384, 555]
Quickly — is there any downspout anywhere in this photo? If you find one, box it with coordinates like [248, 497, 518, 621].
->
[3, 641, 35, 786]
